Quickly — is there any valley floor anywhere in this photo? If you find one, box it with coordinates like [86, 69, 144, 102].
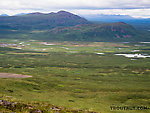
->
[0, 39, 150, 113]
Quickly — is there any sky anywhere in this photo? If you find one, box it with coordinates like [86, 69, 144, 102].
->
[0, 0, 150, 18]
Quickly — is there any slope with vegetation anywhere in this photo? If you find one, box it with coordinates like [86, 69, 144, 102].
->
[33, 22, 150, 42]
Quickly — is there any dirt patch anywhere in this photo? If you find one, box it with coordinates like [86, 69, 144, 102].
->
[0, 73, 32, 78]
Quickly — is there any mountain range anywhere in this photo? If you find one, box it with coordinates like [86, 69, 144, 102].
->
[82, 14, 135, 22]
[0, 11, 150, 42]
[82, 14, 150, 31]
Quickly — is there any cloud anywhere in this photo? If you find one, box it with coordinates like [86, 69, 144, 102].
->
[1, 0, 150, 9]
[0, 0, 150, 18]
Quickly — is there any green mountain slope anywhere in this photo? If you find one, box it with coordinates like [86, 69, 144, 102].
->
[33, 22, 150, 42]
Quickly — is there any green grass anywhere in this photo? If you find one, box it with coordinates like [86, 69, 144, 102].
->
[0, 39, 150, 113]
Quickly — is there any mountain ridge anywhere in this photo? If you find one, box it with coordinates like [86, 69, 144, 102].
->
[0, 11, 90, 30]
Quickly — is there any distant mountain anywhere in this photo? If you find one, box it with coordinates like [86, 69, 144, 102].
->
[14, 13, 27, 16]
[0, 11, 90, 30]
[0, 14, 9, 16]
[83, 14, 135, 22]
[34, 22, 150, 42]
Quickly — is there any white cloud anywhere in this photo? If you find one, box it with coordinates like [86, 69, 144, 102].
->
[0, 0, 150, 18]
[1, 0, 150, 9]
[7, 0, 150, 9]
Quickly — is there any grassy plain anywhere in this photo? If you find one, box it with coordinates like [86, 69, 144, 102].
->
[0, 39, 150, 113]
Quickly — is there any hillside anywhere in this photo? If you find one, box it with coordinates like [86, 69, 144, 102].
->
[33, 22, 150, 42]
[0, 11, 90, 30]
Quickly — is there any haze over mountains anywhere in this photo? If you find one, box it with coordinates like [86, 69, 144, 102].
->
[83, 14, 135, 22]
[0, 11, 150, 42]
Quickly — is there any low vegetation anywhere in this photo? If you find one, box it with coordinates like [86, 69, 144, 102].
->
[0, 39, 150, 113]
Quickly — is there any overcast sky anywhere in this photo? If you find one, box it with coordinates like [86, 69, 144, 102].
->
[0, 0, 150, 18]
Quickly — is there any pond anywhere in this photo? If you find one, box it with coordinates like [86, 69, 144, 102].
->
[115, 54, 150, 58]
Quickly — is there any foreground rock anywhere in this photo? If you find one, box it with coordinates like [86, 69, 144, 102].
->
[0, 98, 97, 113]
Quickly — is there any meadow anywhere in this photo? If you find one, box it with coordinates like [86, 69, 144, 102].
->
[0, 39, 150, 113]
